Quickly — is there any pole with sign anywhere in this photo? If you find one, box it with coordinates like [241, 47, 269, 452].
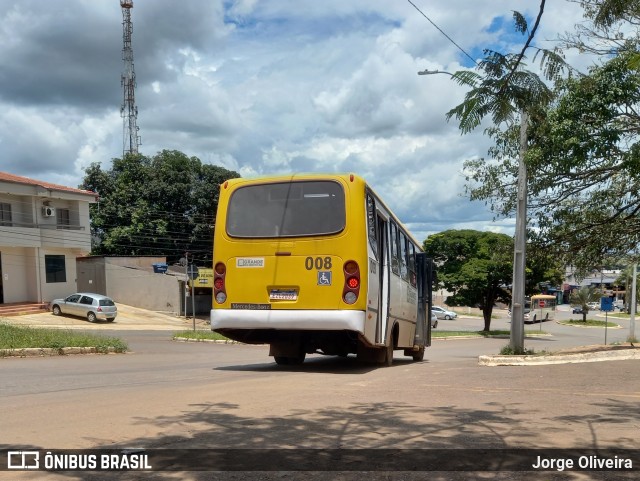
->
[187, 264, 200, 330]
[600, 296, 613, 345]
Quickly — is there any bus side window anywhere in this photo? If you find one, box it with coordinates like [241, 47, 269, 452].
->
[390, 222, 400, 276]
[408, 243, 417, 287]
[366, 194, 377, 258]
[400, 232, 409, 281]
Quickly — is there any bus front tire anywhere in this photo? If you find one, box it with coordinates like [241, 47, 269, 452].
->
[384, 341, 394, 367]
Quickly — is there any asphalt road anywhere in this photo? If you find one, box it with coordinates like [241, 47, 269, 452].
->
[1, 306, 638, 481]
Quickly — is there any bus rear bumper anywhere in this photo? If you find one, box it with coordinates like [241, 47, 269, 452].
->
[211, 309, 366, 333]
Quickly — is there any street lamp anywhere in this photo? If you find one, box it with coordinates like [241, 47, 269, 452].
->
[418, 69, 453, 76]
[418, 67, 528, 352]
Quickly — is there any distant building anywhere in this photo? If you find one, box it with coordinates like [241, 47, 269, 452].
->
[0, 171, 98, 304]
[562, 267, 624, 304]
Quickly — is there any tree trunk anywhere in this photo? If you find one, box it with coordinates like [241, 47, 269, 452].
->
[483, 307, 492, 331]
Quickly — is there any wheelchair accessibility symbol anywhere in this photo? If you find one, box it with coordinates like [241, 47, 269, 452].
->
[317, 271, 332, 286]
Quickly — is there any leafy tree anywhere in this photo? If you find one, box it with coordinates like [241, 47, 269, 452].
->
[569, 286, 601, 321]
[560, 0, 640, 60]
[423, 230, 514, 331]
[80, 150, 239, 265]
[466, 50, 640, 275]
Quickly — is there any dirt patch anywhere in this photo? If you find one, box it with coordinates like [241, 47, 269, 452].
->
[549, 342, 638, 356]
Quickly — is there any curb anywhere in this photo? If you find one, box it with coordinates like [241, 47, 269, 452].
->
[173, 337, 239, 344]
[479, 349, 640, 366]
[0, 346, 121, 358]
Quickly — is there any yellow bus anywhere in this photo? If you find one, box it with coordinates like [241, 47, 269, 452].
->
[528, 294, 557, 324]
[210, 173, 433, 366]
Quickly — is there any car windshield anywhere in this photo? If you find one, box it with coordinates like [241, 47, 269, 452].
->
[226, 180, 346, 238]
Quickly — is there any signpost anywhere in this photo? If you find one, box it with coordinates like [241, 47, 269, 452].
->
[187, 264, 199, 330]
[600, 296, 613, 345]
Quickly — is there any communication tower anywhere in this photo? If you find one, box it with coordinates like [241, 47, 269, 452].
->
[120, 0, 141, 156]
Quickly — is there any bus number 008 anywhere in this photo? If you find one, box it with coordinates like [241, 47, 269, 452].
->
[305, 256, 332, 270]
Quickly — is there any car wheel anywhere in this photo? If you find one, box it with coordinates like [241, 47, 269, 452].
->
[52, 305, 61, 316]
[432, 320, 438, 329]
[444, 315, 451, 320]
[274, 356, 289, 365]
[87, 312, 97, 323]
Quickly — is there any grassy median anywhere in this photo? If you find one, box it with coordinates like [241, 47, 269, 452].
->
[173, 330, 229, 341]
[0, 323, 128, 356]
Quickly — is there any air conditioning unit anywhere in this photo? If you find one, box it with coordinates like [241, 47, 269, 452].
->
[42, 206, 56, 217]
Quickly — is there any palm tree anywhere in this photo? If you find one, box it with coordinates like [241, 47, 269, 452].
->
[441, 8, 564, 353]
[569, 286, 601, 322]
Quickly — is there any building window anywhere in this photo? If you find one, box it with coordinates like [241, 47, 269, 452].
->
[57, 208, 71, 229]
[0, 202, 12, 226]
[45, 255, 67, 283]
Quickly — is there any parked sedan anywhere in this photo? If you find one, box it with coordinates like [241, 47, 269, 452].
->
[51, 293, 118, 322]
[431, 306, 457, 320]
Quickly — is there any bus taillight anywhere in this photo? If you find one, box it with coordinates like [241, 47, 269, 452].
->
[214, 262, 227, 304]
[343, 260, 360, 304]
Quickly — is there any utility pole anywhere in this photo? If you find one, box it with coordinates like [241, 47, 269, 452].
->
[630, 263, 637, 341]
[510, 110, 528, 353]
[184, 252, 189, 320]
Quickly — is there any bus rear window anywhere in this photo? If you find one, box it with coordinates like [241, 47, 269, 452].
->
[226, 180, 346, 238]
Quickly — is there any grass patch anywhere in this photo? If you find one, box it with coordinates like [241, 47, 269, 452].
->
[173, 330, 229, 341]
[433, 329, 546, 338]
[0, 323, 127, 356]
[559, 319, 618, 328]
[499, 345, 538, 355]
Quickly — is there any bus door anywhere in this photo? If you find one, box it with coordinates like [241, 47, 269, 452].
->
[375, 214, 390, 344]
[415, 253, 434, 347]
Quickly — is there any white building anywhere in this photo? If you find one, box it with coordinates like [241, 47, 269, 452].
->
[0, 171, 98, 304]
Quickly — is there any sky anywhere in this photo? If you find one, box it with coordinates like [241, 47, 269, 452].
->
[0, 0, 588, 243]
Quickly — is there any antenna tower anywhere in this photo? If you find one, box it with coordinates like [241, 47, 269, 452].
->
[120, 0, 141, 156]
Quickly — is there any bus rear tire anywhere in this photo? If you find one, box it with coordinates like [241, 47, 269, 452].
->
[274, 356, 289, 365]
[274, 352, 305, 365]
[288, 352, 306, 365]
[412, 347, 425, 362]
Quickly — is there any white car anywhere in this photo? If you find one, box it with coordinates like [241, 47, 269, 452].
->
[430, 310, 438, 329]
[431, 306, 457, 320]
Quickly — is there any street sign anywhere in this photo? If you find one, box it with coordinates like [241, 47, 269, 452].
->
[600, 296, 613, 312]
[539, 301, 545, 308]
[187, 264, 199, 280]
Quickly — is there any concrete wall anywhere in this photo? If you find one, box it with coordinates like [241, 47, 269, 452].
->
[0, 247, 31, 303]
[105, 264, 181, 314]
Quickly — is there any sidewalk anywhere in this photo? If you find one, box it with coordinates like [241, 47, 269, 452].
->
[0, 304, 208, 331]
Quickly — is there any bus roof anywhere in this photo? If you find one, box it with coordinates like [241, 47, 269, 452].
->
[220, 173, 423, 249]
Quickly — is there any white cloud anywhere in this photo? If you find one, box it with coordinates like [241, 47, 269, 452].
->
[0, 0, 588, 242]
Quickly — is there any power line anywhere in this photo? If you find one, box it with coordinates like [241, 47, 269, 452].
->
[407, 0, 478, 66]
